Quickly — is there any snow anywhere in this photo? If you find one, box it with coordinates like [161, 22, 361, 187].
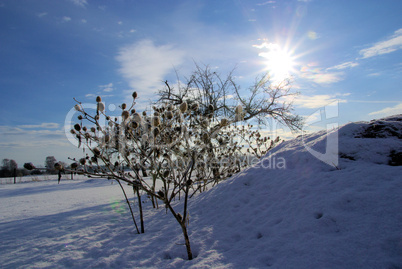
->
[1, 115, 401, 268]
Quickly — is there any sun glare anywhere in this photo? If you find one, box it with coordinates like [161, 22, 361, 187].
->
[257, 43, 296, 84]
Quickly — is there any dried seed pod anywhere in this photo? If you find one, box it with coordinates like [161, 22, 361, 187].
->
[91, 127, 96, 133]
[93, 147, 100, 156]
[77, 115, 83, 120]
[235, 105, 243, 115]
[179, 102, 188, 113]
[132, 91, 138, 99]
[220, 118, 229, 127]
[54, 162, 63, 171]
[208, 104, 214, 112]
[70, 129, 76, 134]
[191, 102, 199, 111]
[97, 102, 105, 112]
[96, 96, 102, 102]
[74, 123, 81, 132]
[79, 158, 86, 165]
[153, 127, 160, 136]
[154, 111, 160, 116]
[152, 116, 161, 127]
[70, 163, 78, 169]
[163, 170, 170, 178]
[165, 110, 173, 120]
[74, 104, 81, 112]
[167, 104, 174, 111]
[121, 103, 127, 110]
[82, 126, 87, 132]
[131, 121, 139, 129]
[142, 111, 147, 116]
[142, 134, 148, 142]
[122, 110, 130, 120]
[132, 112, 142, 123]
[131, 109, 136, 114]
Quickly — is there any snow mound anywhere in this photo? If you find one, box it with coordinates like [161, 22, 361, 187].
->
[185, 115, 402, 268]
[1, 116, 401, 268]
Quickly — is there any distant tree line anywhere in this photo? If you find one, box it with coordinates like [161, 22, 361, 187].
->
[0, 156, 67, 178]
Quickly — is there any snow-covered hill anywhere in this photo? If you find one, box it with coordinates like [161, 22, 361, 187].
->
[0, 115, 401, 268]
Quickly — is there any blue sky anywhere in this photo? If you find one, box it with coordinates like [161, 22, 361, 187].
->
[0, 0, 401, 166]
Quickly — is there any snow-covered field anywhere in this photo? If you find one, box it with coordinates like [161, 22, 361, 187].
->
[1, 116, 401, 268]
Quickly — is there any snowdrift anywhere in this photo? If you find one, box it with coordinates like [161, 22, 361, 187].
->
[0, 115, 401, 268]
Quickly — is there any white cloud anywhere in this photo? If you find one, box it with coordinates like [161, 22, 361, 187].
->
[299, 64, 343, 84]
[359, 28, 402, 59]
[99, 83, 114, 92]
[18, 123, 59, 129]
[37, 12, 48, 18]
[290, 94, 348, 109]
[116, 40, 186, 101]
[62, 16, 72, 23]
[69, 0, 88, 7]
[368, 102, 402, 117]
[327, 61, 359, 70]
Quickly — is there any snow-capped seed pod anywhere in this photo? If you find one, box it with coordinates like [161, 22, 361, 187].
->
[108, 121, 113, 127]
[235, 105, 243, 115]
[93, 147, 101, 156]
[142, 111, 147, 116]
[166, 110, 173, 120]
[132, 112, 142, 123]
[132, 91, 138, 99]
[54, 162, 63, 171]
[70, 162, 78, 169]
[152, 116, 161, 127]
[74, 123, 81, 132]
[131, 109, 136, 114]
[74, 104, 81, 112]
[91, 127, 96, 133]
[179, 102, 188, 113]
[96, 96, 102, 103]
[79, 158, 86, 165]
[121, 103, 127, 110]
[220, 118, 229, 127]
[181, 125, 187, 133]
[82, 126, 87, 132]
[97, 102, 105, 112]
[154, 111, 160, 116]
[167, 103, 174, 111]
[122, 110, 130, 120]
[70, 129, 76, 134]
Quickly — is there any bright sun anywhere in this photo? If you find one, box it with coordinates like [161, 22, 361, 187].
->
[258, 43, 295, 84]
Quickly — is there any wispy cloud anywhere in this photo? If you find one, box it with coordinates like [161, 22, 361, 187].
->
[99, 83, 114, 92]
[299, 63, 343, 84]
[291, 93, 348, 109]
[37, 12, 48, 18]
[116, 40, 186, 101]
[18, 123, 59, 129]
[359, 28, 402, 59]
[69, 0, 88, 7]
[327, 61, 359, 70]
[368, 102, 402, 117]
[62, 16, 72, 23]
